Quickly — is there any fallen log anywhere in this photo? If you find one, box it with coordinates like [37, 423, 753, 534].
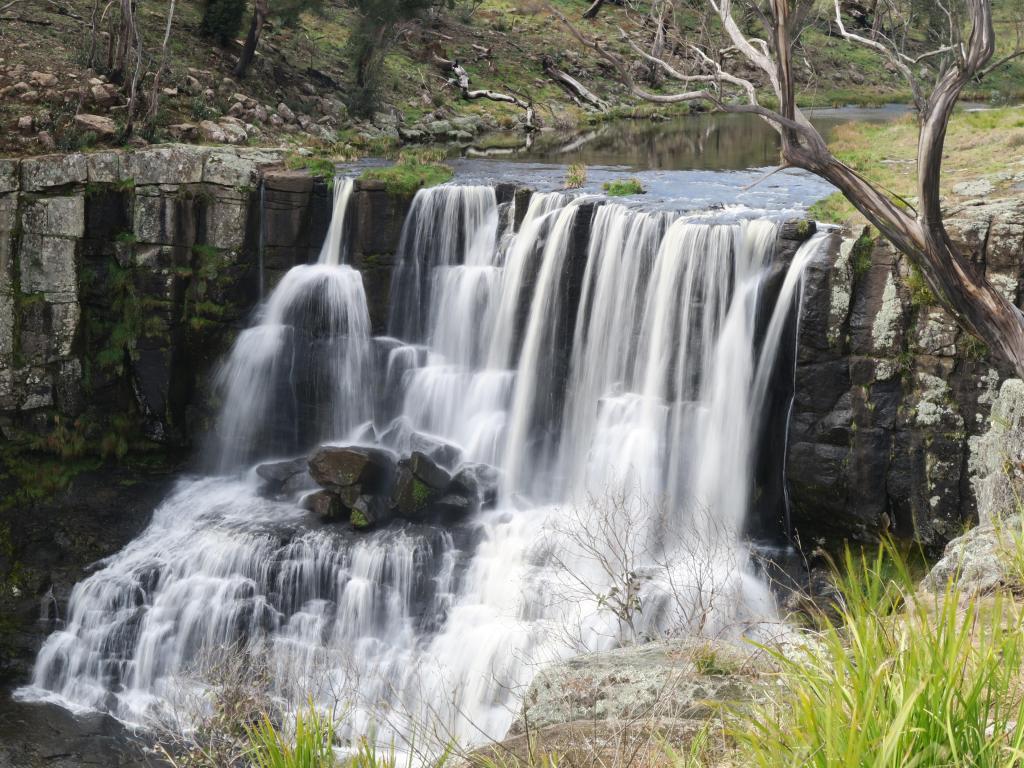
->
[541, 56, 609, 110]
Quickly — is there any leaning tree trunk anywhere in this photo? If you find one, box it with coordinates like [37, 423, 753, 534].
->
[235, 0, 268, 78]
[780, 0, 1024, 376]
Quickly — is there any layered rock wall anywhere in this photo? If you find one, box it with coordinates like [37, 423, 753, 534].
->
[0, 146, 411, 453]
[788, 198, 1024, 551]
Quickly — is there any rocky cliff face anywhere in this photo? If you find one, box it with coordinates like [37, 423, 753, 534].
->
[788, 198, 1024, 552]
[0, 146, 416, 455]
[0, 145, 413, 682]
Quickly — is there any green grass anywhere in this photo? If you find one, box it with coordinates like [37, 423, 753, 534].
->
[359, 150, 453, 196]
[734, 542, 1024, 768]
[602, 178, 645, 196]
[245, 705, 337, 768]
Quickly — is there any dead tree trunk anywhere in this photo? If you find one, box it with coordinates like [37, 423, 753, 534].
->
[542, 56, 608, 110]
[447, 61, 537, 130]
[235, 0, 268, 78]
[145, 0, 176, 129]
[582, 0, 605, 19]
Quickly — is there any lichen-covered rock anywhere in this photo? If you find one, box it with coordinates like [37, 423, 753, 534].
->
[970, 378, 1024, 523]
[788, 230, 1011, 552]
[19, 234, 77, 294]
[512, 637, 774, 737]
[924, 515, 1023, 595]
[129, 144, 206, 185]
[21, 153, 87, 191]
[0, 160, 18, 194]
[22, 195, 84, 238]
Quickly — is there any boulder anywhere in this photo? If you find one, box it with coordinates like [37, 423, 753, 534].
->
[29, 71, 58, 88]
[409, 450, 451, 489]
[451, 462, 500, 508]
[256, 457, 310, 496]
[198, 120, 227, 143]
[350, 494, 392, 529]
[302, 489, 344, 521]
[167, 123, 198, 140]
[970, 378, 1024, 524]
[276, 102, 296, 123]
[390, 463, 436, 519]
[89, 83, 117, 107]
[73, 113, 117, 138]
[16, 115, 32, 133]
[218, 120, 248, 145]
[308, 445, 397, 492]
[924, 516, 1022, 596]
[409, 433, 462, 469]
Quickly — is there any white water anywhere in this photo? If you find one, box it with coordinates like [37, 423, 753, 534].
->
[22, 180, 828, 752]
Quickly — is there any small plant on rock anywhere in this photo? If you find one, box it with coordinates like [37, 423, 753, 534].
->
[564, 163, 587, 189]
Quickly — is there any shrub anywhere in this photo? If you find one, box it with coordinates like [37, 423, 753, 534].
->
[602, 178, 644, 196]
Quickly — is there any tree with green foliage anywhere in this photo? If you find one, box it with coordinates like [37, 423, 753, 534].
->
[345, 0, 452, 115]
[201, 0, 247, 45]
[234, 0, 327, 78]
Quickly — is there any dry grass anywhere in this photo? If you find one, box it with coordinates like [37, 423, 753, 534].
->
[810, 106, 1024, 226]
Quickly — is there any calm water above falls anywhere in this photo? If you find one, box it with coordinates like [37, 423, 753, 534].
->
[19, 175, 834, 753]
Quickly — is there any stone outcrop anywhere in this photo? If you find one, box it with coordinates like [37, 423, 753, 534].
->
[0, 145, 413, 452]
[786, 199, 1024, 551]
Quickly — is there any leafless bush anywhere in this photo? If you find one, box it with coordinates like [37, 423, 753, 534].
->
[150, 642, 280, 768]
[541, 483, 753, 649]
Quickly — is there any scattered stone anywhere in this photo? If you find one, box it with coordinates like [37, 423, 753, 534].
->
[90, 83, 117, 107]
[197, 119, 226, 143]
[167, 122, 197, 140]
[16, 115, 32, 133]
[276, 102, 296, 123]
[19, 90, 38, 103]
[37, 131, 55, 151]
[74, 113, 117, 138]
[29, 71, 57, 88]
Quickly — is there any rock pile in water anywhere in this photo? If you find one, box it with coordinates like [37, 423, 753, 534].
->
[257, 444, 499, 529]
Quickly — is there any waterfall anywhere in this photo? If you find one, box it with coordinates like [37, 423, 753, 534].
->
[21, 179, 828, 752]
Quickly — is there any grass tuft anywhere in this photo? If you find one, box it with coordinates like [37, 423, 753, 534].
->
[602, 178, 645, 196]
[734, 541, 1024, 768]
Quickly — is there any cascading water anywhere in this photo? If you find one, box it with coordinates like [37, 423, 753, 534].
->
[21, 177, 829, 752]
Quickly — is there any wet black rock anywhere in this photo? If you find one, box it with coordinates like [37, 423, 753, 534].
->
[451, 463, 500, 508]
[256, 457, 311, 497]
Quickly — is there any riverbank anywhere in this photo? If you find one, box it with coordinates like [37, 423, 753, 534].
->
[809, 105, 1024, 226]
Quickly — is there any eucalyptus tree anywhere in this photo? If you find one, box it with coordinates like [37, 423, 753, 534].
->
[556, 0, 1024, 376]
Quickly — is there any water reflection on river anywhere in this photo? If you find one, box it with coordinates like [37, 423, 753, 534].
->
[461, 106, 909, 171]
